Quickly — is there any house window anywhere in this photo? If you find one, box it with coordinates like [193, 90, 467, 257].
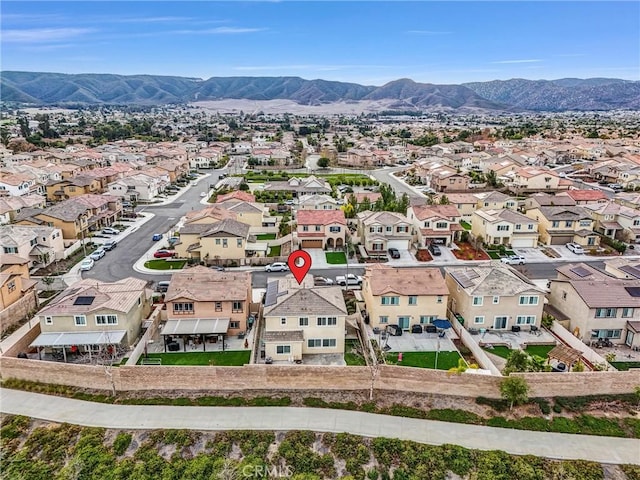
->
[436, 295, 443, 304]
[595, 308, 617, 318]
[74, 315, 86, 326]
[516, 315, 536, 325]
[229, 321, 240, 329]
[493, 296, 499, 304]
[138, 297, 142, 306]
[379, 316, 388, 324]
[216, 239, 221, 245]
[329, 226, 341, 233]
[386, 226, 392, 232]
[592, 329, 622, 339]
[562, 291, 567, 300]
[622, 308, 634, 318]
[408, 296, 417, 306]
[95, 314, 118, 325]
[474, 316, 484, 324]
[381, 296, 399, 305]
[303, 226, 309, 232]
[372, 243, 384, 251]
[472, 296, 483, 306]
[3, 247, 17, 254]
[308, 339, 321, 348]
[45, 316, 53, 325]
[232, 301, 243, 313]
[435, 222, 447, 229]
[299, 317, 309, 326]
[276, 345, 291, 354]
[515, 224, 522, 230]
[551, 221, 560, 228]
[173, 302, 194, 314]
[315, 225, 321, 232]
[397, 226, 408, 233]
[527, 224, 534, 230]
[497, 225, 509, 231]
[223, 239, 228, 248]
[215, 302, 222, 312]
[565, 221, 573, 228]
[424, 221, 430, 228]
[317, 317, 337, 326]
[322, 338, 337, 347]
[7, 281, 15, 293]
[281, 317, 287, 325]
[420, 315, 436, 324]
[518, 295, 539, 305]
[634, 220, 640, 226]
[369, 227, 376, 233]
[30, 238, 37, 246]
[587, 237, 596, 245]
[237, 239, 243, 248]
[580, 220, 592, 227]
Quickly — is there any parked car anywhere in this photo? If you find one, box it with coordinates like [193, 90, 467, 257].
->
[500, 255, 526, 265]
[386, 324, 403, 336]
[565, 242, 585, 254]
[429, 244, 441, 256]
[335, 273, 363, 286]
[608, 183, 623, 191]
[265, 262, 289, 272]
[103, 240, 117, 251]
[89, 247, 106, 260]
[153, 249, 175, 258]
[284, 199, 295, 206]
[79, 258, 95, 271]
[388, 248, 401, 259]
[200, 192, 207, 197]
[314, 276, 335, 286]
[102, 227, 119, 235]
[122, 202, 133, 208]
[156, 280, 170, 293]
[152, 233, 163, 241]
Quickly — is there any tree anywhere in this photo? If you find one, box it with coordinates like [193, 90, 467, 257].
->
[0, 127, 10, 147]
[439, 194, 450, 205]
[239, 182, 250, 191]
[42, 276, 55, 293]
[317, 157, 330, 169]
[503, 350, 530, 374]
[500, 377, 529, 410]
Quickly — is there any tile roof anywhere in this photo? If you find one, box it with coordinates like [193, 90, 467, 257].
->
[446, 265, 544, 296]
[264, 281, 347, 317]
[410, 204, 461, 221]
[560, 190, 607, 202]
[365, 265, 448, 296]
[215, 191, 256, 203]
[184, 205, 236, 224]
[165, 266, 251, 302]
[537, 206, 592, 221]
[201, 219, 250, 238]
[296, 209, 346, 226]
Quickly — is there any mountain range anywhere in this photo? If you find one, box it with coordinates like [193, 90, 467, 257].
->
[1, 71, 639, 112]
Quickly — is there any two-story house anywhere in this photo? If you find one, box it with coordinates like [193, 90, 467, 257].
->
[45, 176, 102, 202]
[217, 199, 267, 228]
[474, 191, 518, 211]
[548, 263, 640, 349]
[263, 175, 332, 198]
[107, 174, 160, 202]
[525, 206, 599, 247]
[176, 218, 252, 263]
[471, 209, 539, 247]
[356, 210, 413, 252]
[445, 265, 545, 331]
[296, 209, 346, 249]
[583, 201, 640, 243]
[362, 265, 448, 331]
[0, 254, 38, 331]
[32, 277, 151, 358]
[297, 194, 338, 211]
[505, 166, 571, 194]
[162, 267, 252, 348]
[407, 204, 463, 247]
[262, 274, 347, 361]
[0, 225, 64, 267]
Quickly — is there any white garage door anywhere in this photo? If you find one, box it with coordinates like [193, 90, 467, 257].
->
[511, 237, 536, 248]
[386, 239, 410, 250]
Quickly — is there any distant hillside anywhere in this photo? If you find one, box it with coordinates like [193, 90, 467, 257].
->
[1, 71, 639, 111]
[463, 78, 640, 111]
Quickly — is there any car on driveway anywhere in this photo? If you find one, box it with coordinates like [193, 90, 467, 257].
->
[500, 255, 526, 265]
[153, 249, 175, 258]
[565, 242, 585, 254]
[90, 247, 106, 260]
[388, 248, 401, 259]
[103, 240, 117, 251]
[428, 244, 441, 256]
[79, 258, 95, 271]
[265, 262, 289, 272]
[102, 227, 119, 235]
[314, 276, 334, 286]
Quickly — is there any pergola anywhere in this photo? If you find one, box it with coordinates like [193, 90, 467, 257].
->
[160, 318, 229, 352]
[30, 330, 127, 362]
[547, 344, 582, 370]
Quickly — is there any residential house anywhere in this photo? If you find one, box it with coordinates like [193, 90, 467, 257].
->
[296, 209, 346, 249]
[263, 175, 331, 197]
[407, 204, 463, 247]
[107, 174, 159, 202]
[548, 263, 640, 348]
[0, 254, 38, 315]
[523, 192, 577, 211]
[263, 274, 347, 361]
[356, 210, 413, 252]
[162, 266, 251, 341]
[525, 206, 599, 247]
[217, 199, 267, 228]
[505, 166, 571, 194]
[583, 201, 640, 243]
[558, 189, 608, 205]
[0, 225, 64, 267]
[45, 176, 102, 202]
[615, 192, 640, 210]
[434, 193, 479, 223]
[603, 258, 640, 281]
[297, 194, 338, 211]
[33, 277, 152, 353]
[216, 191, 256, 203]
[471, 209, 539, 247]
[175, 218, 252, 262]
[362, 265, 448, 331]
[0, 194, 46, 225]
[0, 172, 40, 197]
[445, 265, 545, 331]
[474, 191, 518, 211]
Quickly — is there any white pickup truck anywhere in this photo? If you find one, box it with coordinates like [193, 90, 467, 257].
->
[335, 273, 363, 287]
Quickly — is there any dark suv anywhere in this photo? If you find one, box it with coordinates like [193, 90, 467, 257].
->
[388, 248, 401, 259]
[429, 244, 441, 256]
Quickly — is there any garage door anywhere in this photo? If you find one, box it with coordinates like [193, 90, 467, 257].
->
[386, 239, 409, 250]
[511, 237, 536, 248]
[301, 239, 323, 249]
[550, 235, 573, 245]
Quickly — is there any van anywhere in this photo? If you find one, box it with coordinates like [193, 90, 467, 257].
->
[156, 281, 170, 293]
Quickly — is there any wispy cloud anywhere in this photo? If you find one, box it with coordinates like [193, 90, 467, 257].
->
[1, 28, 94, 43]
[170, 27, 266, 35]
[406, 30, 452, 35]
[491, 59, 543, 64]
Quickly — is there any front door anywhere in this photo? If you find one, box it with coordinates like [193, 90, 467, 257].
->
[398, 316, 410, 330]
[625, 330, 634, 347]
[494, 316, 508, 329]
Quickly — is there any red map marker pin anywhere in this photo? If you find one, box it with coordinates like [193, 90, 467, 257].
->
[287, 250, 312, 285]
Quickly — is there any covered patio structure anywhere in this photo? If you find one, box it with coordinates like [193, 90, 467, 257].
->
[547, 344, 582, 371]
[160, 318, 230, 352]
[29, 330, 127, 363]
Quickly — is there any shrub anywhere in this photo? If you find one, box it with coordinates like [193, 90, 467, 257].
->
[475, 396, 509, 412]
[112, 432, 132, 456]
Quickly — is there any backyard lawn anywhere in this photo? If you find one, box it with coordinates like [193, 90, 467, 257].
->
[610, 361, 640, 371]
[137, 350, 250, 366]
[325, 252, 347, 264]
[460, 220, 472, 231]
[525, 345, 555, 358]
[483, 346, 512, 359]
[256, 234, 276, 240]
[143, 259, 186, 270]
[344, 339, 366, 366]
[385, 351, 462, 370]
[268, 245, 281, 257]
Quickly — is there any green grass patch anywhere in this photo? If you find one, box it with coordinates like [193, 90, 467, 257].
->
[256, 233, 276, 240]
[460, 220, 472, 230]
[486, 251, 501, 259]
[143, 259, 186, 270]
[483, 346, 512, 359]
[267, 245, 281, 257]
[137, 351, 250, 366]
[344, 339, 366, 366]
[524, 345, 555, 358]
[385, 351, 463, 370]
[325, 252, 347, 264]
[611, 361, 640, 371]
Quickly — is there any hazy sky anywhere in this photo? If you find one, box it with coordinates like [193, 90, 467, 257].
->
[2, 1, 639, 85]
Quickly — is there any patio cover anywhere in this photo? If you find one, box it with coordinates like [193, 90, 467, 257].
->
[161, 318, 230, 336]
[30, 330, 127, 347]
[547, 344, 582, 365]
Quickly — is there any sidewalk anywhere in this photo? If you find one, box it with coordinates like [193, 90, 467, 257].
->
[1, 389, 638, 465]
[142, 173, 211, 208]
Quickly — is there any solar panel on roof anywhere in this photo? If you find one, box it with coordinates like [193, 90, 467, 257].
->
[569, 266, 592, 278]
[619, 265, 640, 279]
[625, 287, 640, 298]
[264, 281, 279, 307]
[73, 296, 95, 306]
[452, 272, 474, 289]
[466, 270, 480, 279]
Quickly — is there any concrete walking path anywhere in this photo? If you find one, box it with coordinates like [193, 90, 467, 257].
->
[1, 389, 638, 465]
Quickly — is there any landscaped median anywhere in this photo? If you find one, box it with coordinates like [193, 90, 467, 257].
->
[143, 259, 186, 270]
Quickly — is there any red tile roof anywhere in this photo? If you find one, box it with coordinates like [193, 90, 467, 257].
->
[216, 191, 256, 203]
[561, 190, 607, 202]
[411, 204, 461, 220]
[296, 209, 346, 225]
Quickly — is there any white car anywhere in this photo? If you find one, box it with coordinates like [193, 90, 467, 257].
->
[335, 273, 363, 286]
[90, 247, 106, 260]
[102, 227, 119, 235]
[566, 243, 585, 254]
[79, 258, 95, 271]
[200, 192, 207, 197]
[265, 262, 289, 272]
[500, 255, 526, 265]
